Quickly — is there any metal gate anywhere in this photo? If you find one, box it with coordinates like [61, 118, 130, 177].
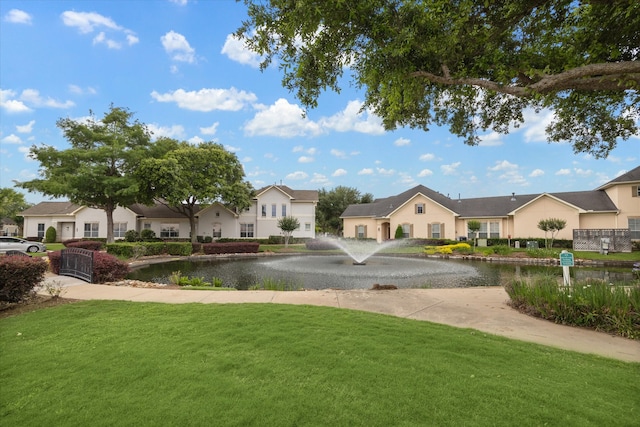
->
[60, 248, 94, 283]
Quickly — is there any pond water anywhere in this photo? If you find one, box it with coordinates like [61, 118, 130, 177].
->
[127, 254, 637, 290]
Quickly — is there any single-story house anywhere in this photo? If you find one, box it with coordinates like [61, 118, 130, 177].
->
[1, 218, 20, 237]
[341, 165, 640, 244]
[19, 185, 318, 241]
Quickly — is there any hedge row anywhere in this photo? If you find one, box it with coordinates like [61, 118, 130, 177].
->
[0, 256, 49, 302]
[66, 240, 104, 251]
[201, 242, 260, 254]
[47, 251, 129, 283]
[106, 242, 193, 258]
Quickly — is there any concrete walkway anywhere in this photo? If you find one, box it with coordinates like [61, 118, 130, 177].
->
[40, 274, 640, 363]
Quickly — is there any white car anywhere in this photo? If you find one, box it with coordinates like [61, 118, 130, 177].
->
[0, 237, 47, 253]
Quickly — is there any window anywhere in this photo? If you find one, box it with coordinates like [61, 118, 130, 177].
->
[629, 218, 640, 240]
[282, 204, 287, 217]
[213, 224, 222, 238]
[37, 223, 45, 239]
[402, 223, 412, 238]
[261, 204, 267, 217]
[305, 223, 311, 231]
[357, 225, 366, 238]
[271, 204, 277, 217]
[632, 185, 639, 197]
[84, 223, 99, 238]
[431, 223, 441, 238]
[215, 211, 220, 217]
[143, 222, 151, 230]
[240, 223, 254, 238]
[489, 221, 500, 238]
[160, 224, 179, 238]
[415, 203, 425, 214]
[113, 223, 127, 238]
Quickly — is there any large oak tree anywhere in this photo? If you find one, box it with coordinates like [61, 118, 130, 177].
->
[237, 0, 639, 157]
[18, 106, 154, 243]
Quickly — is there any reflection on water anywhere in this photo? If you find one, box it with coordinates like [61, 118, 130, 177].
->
[127, 255, 636, 290]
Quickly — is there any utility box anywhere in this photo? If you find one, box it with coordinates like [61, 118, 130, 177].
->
[600, 238, 610, 255]
[526, 241, 539, 249]
[477, 238, 487, 247]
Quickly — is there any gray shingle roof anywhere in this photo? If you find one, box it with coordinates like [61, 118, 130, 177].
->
[255, 185, 319, 201]
[596, 165, 640, 189]
[129, 203, 200, 218]
[20, 201, 81, 216]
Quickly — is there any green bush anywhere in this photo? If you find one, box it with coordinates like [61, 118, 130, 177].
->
[0, 256, 49, 303]
[140, 229, 157, 241]
[67, 240, 103, 251]
[165, 242, 192, 256]
[394, 225, 404, 239]
[45, 226, 57, 243]
[124, 230, 140, 242]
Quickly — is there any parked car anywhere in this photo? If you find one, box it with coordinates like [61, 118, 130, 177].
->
[0, 237, 47, 253]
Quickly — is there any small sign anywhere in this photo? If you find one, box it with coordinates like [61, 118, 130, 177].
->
[559, 251, 574, 267]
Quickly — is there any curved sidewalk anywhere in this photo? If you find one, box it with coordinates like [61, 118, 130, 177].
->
[40, 275, 640, 363]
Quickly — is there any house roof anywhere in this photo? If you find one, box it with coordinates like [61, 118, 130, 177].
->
[596, 165, 640, 190]
[341, 184, 619, 219]
[255, 185, 319, 202]
[128, 203, 201, 218]
[20, 201, 81, 216]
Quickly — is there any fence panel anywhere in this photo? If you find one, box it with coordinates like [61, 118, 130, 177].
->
[573, 229, 632, 253]
[60, 248, 94, 283]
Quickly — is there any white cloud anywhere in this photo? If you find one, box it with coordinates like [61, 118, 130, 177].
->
[16, 120, 35, 133]
[292, 145, 303, 152]
[488, 160, 518, 172]
[522, 109, 554, 143]
[417, 169, 433, 177]
[221, 33, 262, 68]
[310, 173, 329, 184]
[330, 149, 347, 159]
[147, 123, 186, 139]
[358, 168, 374, 175]
[285, 171, 308, 180]
[298, 156, 314, 163]
[170, 0, 188, 5]
[61, 11, 138, 48]
[574, 168, 593, 177]
[394, 137, 410, 147]
[0, 89, 31, 113]
[244, 98, 321, 137]
[376, 167, 395, 176]
[332, 168, 347, 177]
[441, 162, 461, 175]
[4, 9, 32, 24]
[161, 31, 196, 63]
[488, 160, 527, 186]
[242, 156, 252, 163]
[188, 136, 204, 145]
[68, 84, 97, 95]
[555, 168, 571, 176]
[225, 145, 241, 152]
[14, 89, 74, 109]
[478, 131, 503, 146]
[200, 122, 219, 135]
[151, 87, 257, 112]
[319, 100, 385, 135]
[419, 153, 436, 161]
[529, 169, 544, 177]
[2, 134, 22, 144]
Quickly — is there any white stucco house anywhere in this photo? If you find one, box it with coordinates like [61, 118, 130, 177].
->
[19, 185, 318, 241]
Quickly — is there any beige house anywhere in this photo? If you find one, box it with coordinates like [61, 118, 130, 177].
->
[20, 185, 318, 241]
[341, 166, 640, 245]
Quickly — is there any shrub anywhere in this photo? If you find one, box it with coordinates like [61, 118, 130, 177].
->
[124, 230, 140, 242]
[48, 251, 61, 274]
[62, 239, 82, 247]
[202, 242, 259, 254]
[140, 229, 157, 241]
[93, 252, 130, 283]
[45, 226, 57, 243]
[394, 225, 404, 239]
[106, 243, 147, 259]
[67, 240, 103, 251]
[0, 256, 49, 303]
[165, 242, 192, 256]
[203, 236, 213, 243]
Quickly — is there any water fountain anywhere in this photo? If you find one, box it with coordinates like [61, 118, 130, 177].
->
[317, 237, 407, 265]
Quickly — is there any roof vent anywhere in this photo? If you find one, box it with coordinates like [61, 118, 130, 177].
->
[511, 192, 517, 201]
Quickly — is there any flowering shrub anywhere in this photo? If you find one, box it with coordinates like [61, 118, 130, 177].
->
[0, 256, 49, 302]
[426, 242, 471, 255]
[93, 252, 129, 283]
[203, 242, 259, 254]
[67, 240, 103, 251]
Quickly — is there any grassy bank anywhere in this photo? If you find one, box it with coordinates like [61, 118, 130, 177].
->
[1, 301, 638, 426]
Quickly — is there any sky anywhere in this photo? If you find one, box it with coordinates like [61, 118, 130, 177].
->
[1, 0, 638, 205]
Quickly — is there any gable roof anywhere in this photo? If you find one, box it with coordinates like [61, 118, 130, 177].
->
[20, 201, 82, 216]
[596, 165, 640, 190]
[255, 185, 318, 202]
[341, 185, 618, 219]
[128, 203, 200, 218]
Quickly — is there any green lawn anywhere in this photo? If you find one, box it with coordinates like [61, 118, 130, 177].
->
[1, 301, 638, 426]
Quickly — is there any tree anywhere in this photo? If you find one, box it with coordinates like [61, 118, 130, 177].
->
[0, 187, 31, 230]
[317, 186, 374, 235]
[537, 218, 567, 249]
[394, 224, 404, 239]
[277, 216, 300, 247]
[467, 220, 481, 252]
[17, 106, 154, 243]
[136, 141, 254, 243]
[238, 0, 639, 158]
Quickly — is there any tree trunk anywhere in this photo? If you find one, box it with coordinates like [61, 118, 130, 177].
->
[105, 204, 115, 244]
[189, 214, 198, 244]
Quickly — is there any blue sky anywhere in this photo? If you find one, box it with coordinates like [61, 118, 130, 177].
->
[1, 0, 638, 205]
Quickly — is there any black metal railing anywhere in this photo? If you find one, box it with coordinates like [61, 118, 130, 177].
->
[60, 248, 94, 283]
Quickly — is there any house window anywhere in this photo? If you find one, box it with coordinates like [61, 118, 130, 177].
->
[271, 204, 277, 217]
[143, 222, 151, 230]
[160, 224, 179, 238]
[84, 223, 99, 238]
[629, 218, 640, 240]
[261, 204, 267, 217]
[402, 223, 412, 238]
[113, 223, 127, 238]
[282, 204, 287, 217]
[632, 185, 639, 197]
[305, 223, 311, 231]
[478, 222, 488, 238]
[489, 221, 500, 238]
[213, 224, 222, 238]
[415, 203, 425, 214]
[431, 223, 441, 238]
[215, 211, 220, 217]
[240, 223, 254, 238]
[37, 223, 45, 239]
[357, 225, 366, 239]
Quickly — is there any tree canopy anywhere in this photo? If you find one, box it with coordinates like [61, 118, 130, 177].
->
[238, 0, 639, 157]
[0, 187, 31, 226]
[277, 216, 300, 247]
[17, 106, 154, 243]
[316, 186, 374, 235]
[136, 141, 254, 243]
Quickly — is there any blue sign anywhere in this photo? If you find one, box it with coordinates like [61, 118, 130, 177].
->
[559, 252, 574, 267]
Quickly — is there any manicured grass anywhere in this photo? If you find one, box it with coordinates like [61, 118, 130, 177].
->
[1, 301, 638, 426]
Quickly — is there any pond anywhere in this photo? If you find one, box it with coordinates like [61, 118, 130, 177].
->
[127, 254, 637, 290]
